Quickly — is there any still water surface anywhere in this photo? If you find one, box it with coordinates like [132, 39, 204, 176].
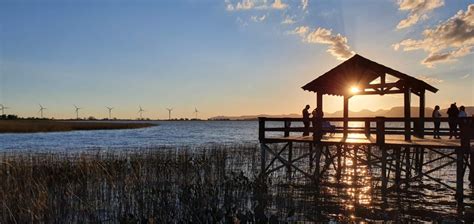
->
[0, 121, 259, 152]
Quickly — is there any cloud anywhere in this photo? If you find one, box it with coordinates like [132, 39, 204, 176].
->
[251, 15, 266, 22]
[416, 75, 444, 84]
[281, 15, 295, 24]
[396, 0, 444, 29]
[271, 0, 288, 10]
[301, 0, 308, 11]
[226, 0, 288, 11]
[288, 26, 309, 36]
[291, 26, 355, 60]
[460, 74, 471, 79]
[394, 4, 474, 67]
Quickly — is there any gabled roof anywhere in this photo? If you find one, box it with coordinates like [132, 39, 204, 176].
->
[302, 54, 438, 96]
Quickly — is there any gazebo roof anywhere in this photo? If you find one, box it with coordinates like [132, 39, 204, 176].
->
[302, 54, 438, 96]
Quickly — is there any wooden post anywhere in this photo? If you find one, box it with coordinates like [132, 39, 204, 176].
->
[395, 147, 401, 190]
[309, 143, 314, 172]
[284, 120, 291, 137]
[376, 116, 387, 198]
[381, 147, 387, 199]
[260, 143, 266, 174]
[337, 145, 342, 180]
[376, 117, 385, 145]
[364, 120, 371, 138]
[314, 143, 322, 181]
[287, 142, 293, 180]
[405, 147, 411, 188]
[419, 147, 424, 174]
[259, 117, 265, 142]
[419, 90, 425, 138]
[314, 92, 323, 142]
[456, 147, 465, 206]
[404, 87, 411, 141]
[343, 95, 349, 138]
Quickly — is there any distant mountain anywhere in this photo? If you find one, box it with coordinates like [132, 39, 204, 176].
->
[208, 106, 474, 120]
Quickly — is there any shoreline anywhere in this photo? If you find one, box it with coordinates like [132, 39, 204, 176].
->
[0, 120, 156, 133]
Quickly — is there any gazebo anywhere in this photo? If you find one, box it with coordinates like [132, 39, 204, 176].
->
[302, 54, 438, 140]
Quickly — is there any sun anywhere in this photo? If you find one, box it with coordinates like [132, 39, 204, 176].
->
[350, 86, 360, 94]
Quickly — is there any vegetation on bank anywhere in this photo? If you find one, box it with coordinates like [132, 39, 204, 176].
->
[0, 120, 155, 133]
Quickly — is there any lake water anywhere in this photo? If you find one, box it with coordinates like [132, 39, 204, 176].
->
[0, 121, 260, 152]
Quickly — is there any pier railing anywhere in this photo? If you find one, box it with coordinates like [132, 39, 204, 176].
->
[258, 116, 474, 144]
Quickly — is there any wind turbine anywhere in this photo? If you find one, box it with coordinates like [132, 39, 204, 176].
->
[138, 106, 145, 119]
[106, 106, 114, 119]
[74, 105, 82, 119]
[0, 104, 9, 116]
[166, 107, 173, 120]
[38, 104, 47, 118]
[194, 107, 199, 120]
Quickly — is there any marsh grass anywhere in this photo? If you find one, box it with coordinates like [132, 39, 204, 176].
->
[0, 145, 265, 223]
[0, 143, 467, 223]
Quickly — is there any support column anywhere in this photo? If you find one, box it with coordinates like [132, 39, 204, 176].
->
[395, 147, 401, 190]
[315, 92, 323, 141]
[456, 147, 465, 206]
[405, 147, 411, 189]
[343, 95, 349, 138]
[381, 147, 388, 199]
[419, 90, 425, 138]
[287, 142, 293, 180]
[260, 143, 266, 175]
[404, 87, 411, 141]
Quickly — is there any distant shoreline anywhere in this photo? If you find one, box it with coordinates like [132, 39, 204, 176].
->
[0, 120, 156, 133]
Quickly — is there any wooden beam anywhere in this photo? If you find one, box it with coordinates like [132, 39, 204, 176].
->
[357, 90, 404, 96]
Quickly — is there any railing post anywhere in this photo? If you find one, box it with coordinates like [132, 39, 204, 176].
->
[313, 117, 322, 143]
[364, 120, 371, 138]
[258, 117, 265, 142]
[376, 117, 385, 145]
[284, 120, 291, 137]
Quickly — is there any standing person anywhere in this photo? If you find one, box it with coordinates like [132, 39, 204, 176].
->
[458, 106, 468, 131]
[302, 105, 310, 136]
[447, 103, 459, 139]
[432, 105, 442, 139]
[459, 106, 468, 118]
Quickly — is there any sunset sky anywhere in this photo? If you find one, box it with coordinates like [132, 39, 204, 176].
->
[1, 0, 473, 119]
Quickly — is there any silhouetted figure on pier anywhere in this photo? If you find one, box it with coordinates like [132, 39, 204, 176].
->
[432, 105, 442, 139]
[447, 103, 459, 139]
[302, 105, 310, 136]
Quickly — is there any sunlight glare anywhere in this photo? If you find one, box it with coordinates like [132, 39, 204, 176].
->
[350, 86, 360, 94]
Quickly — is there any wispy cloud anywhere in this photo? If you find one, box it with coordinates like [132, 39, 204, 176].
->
[226, 0, 288, 11]
[396, 0, 444, 29]
[291, 26, 355, 60]
[461, 74, 471, 79]
[394, 4, 474, 67]
[250, 14, 266, 22]
[416, 74, 444, 84]
[281, 15, 295, 24]
[301, 0, 309, 11]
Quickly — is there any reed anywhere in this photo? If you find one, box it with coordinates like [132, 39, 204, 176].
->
[0, 145, 263, 223]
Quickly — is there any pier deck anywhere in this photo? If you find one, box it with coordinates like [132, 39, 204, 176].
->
[265, 133, 464, 148]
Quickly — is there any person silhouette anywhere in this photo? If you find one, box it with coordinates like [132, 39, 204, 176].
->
[432, 105, 441, 139]
[302, 105, 310, 136]
[447, 103, 460, 139]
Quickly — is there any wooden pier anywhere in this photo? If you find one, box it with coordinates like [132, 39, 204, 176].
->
[258, 54, 474, 208]
[258, 117, 474, 206]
